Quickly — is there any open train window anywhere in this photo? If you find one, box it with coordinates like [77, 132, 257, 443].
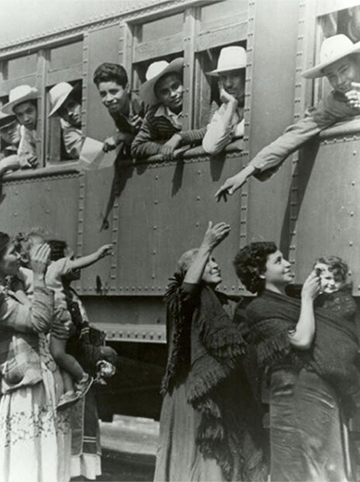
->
[44, 39, 83, 165]
[312, 2, 360, 136]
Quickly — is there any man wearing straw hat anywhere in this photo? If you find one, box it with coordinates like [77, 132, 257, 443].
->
[131, 58, 206, 160]
[48, 82, 83, 159]
[215, 34, 360, 200]
[0, 112, 37, 177]
[203, 45, 246, 155]
[2, 85, 38, 163]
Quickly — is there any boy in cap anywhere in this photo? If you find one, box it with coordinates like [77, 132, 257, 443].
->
[48, 82, 83, 159]
[2, 85, 38, 162]
[131, 58, 206, 160]
[216, 35, 360, 199]
[203, 45, 247, 155]
[93, 62, 145, 155]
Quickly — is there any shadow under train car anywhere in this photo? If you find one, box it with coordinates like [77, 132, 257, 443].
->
[95, 342, 166, 422]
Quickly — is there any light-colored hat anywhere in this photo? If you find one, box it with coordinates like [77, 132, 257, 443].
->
[2, 85, 38, 114]
[0, 111, 16, 129]
[139, 58, 184, 106]
[48, 82, 81, 117]
[207, 46, 247, 77]
[303, 34, 360, 79]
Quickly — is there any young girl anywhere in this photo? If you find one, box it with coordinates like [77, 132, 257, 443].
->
[12, 230, 113, 409]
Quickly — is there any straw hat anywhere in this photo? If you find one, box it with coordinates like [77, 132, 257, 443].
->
[2, 85, 38, 114]
[303, 34, 360, 79]
[139, 58, 184, 106]
[207, 46, 247, 77]
[0, 112, 16, 130]
[48, 82, 81, 117]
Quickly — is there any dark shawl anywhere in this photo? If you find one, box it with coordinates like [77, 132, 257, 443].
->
[245, 289, 360, 399]
[162, 273, 268, 481]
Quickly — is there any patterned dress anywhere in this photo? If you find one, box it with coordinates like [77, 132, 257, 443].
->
[0, 289, 72, 482]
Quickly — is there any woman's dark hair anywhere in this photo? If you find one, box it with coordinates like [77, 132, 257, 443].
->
[48, 239, 67, 261]
[93, 63, 128, 88]
[233, 241, 277, 293]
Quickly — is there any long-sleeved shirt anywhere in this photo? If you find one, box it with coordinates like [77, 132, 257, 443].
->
[17, 125, 37, 159]
[203, 103, 244, 155]
[249, 90, 360, 181]
[131, 104, 206, 159]
[61, 120, 83, 159]
[0, 285, 54, 393]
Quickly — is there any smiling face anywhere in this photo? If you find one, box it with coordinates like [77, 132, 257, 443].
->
[323, 55, 360, 94]
[202, 256, 222, 286]
[97, 80, 129, 116]
[59, 96, 82, 128]
[219, 69, 246, 105]
[0, 121, 21, 146]
[0, 242, 20, 276]
[13, 101, 37, 130]
[154, 73, 184, 113]
[264, 250, 293, 290]
[314, 262, 344, 294]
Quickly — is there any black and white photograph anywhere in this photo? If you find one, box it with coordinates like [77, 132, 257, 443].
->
[0, 0, 360, 481]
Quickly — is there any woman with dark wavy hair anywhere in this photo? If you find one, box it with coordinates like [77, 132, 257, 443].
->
[234, 242, 359, 481]
[154, 224, 267, 482]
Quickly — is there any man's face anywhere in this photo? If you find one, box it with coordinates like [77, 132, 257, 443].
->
[59, 96, 82, 128]
[323, 56, 360, 94]
[155, 73, 184, 112]
[13, 101, 37, 130]
[0, 121, 21, 146]
[219, 69, 246, 105]
[97, 81, 129, 115]
[350, 6, 360, 30]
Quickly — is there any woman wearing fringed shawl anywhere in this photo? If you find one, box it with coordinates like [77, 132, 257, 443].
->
[154, 222, 268, 482]
[234, 241, 360, 482]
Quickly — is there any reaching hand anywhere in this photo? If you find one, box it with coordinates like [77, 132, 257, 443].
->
[201, 221, 231, 251]
[301, 270, 321, 301]
[345, 82, 360, 109]
[97, 244, 113, 259]
[215, 170, 249, 202]
[30, 243, 50, 275]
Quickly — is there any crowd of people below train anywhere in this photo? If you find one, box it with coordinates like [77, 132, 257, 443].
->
[1, 219, 360, 482]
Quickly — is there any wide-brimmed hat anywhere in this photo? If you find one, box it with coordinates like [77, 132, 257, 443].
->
[139, 58, 184, 106]
[0, 111, 16, 130]
[207, 46, 247, 77]
[48, 82, 81, 117]
[2, 85, 38, 115]
[303, 34, 360, 79]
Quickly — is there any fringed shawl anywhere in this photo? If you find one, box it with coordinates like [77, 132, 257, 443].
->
[162, 274, 268, 481]
[245, 289, 360, 398]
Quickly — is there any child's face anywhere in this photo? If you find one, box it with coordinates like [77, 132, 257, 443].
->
[314, 262, 344, 294]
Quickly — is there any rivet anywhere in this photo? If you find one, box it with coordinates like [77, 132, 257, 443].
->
[196, 222, 200, 227]
[352, 181, 356, 186]
[349, 241, 354, 246]
[152, 275, 155, 279]
[196, 196, 200, 201]
[353, 151, 357, 156]
[350, 212, 354, 217]
[154, 200, 158, 204]
[153, 226, 157, 230]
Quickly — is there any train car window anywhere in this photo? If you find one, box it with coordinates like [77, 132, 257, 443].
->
[315, 4, 360, 117]
[46, 79, 83, 164]
[140, 13, 183, 43]
[200, 0, 248, 28]
[4, 53, 37, 81]
[45, 39, 84, 165]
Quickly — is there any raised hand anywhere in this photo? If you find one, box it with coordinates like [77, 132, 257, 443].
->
[301, 270, 321, 301]
[30, 243, 50, 275]
[201, 221, 231, 251]
[345, 82, 360, 109]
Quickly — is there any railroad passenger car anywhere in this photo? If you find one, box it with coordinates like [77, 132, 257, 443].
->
[0, 0, 359, 418]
